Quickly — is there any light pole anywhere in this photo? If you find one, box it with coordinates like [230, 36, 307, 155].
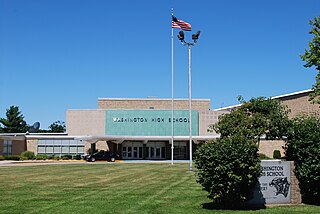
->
[177, 30, 200, 172]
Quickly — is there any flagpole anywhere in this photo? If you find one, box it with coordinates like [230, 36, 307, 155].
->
[171, 7, 174, 165]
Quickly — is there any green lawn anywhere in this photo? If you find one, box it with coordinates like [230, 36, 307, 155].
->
[0, 163, 318, 214]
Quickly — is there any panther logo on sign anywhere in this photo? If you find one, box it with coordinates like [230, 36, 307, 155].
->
[269, 177, 290, 197]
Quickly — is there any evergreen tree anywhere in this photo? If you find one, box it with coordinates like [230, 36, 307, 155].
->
[0, 106, 28, 133]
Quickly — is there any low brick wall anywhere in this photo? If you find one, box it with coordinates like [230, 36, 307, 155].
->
[290, 161, 302, 204]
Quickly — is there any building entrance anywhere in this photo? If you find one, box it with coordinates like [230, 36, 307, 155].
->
[146, 142, 166, 159]
[122, 141, 143, 159]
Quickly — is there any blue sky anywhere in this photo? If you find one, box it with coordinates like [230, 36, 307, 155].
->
[0, 0, 319, 129]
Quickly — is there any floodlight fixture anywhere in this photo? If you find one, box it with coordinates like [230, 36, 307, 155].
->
[177, 31, 185, 42]
[192, 31, 201, 43]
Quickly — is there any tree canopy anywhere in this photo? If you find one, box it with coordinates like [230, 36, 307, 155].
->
[301, 16, 320, 103]
[48, 120, 66, 133]
[0, 106, 28, 133]
[211, 97, 290, 142]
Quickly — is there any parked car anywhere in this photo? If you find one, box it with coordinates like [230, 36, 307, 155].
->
[85, 151, 119, 162]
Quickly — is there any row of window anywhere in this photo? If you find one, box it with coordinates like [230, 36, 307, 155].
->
[38, 139, 84, 146]
[37, 145, 85, 155]
[37, 139, 85, 156]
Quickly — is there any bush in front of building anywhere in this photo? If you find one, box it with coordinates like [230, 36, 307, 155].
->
[0, 155, 4, 161]
[257, 153, 271, 160]
[273, 150, 281, 159]
[20, 151, 35, 160]
[4, 155, 21, 161]
[53, 156, 60, 161]
[36, 154, 48, 160]
[61, 155, 72, 160]
[194, 136, 261, 208]
[285, 114, 320, 205]
[73, 154, 82, 160]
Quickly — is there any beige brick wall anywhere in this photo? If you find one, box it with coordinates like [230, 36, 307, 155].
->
[27, 139, 38, 155]
[290, 161, 302, 204]
[198, 110, 229, 135]
[258, 140, 285, 158]
[84, 141, 108, 154]
[277, 92, 320, 118]
[98, 98, 211, 111]
[66, 110, 106, 136]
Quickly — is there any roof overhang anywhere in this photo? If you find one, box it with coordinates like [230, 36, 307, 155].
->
[75, 135, 220, 144]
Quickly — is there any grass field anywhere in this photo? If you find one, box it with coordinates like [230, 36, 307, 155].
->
[0, 162, 319, 214]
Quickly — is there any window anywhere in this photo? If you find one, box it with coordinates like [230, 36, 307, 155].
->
[133, 147, 138, 158]
[4, 140, 12, 156]
[128, 147, 132, 158]
[122, 147, 127, 158]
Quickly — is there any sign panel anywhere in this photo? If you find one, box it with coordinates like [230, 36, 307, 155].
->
[251, 160, 291, 204]
[105, 110, 199, 136]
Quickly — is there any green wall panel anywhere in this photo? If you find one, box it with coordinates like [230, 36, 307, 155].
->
[106, 110, 198, 136]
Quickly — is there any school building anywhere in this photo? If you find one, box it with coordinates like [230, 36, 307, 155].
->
[0, 89, 318, 159]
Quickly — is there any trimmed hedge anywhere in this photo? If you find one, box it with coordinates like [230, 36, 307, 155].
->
[194, 136, 261, 208]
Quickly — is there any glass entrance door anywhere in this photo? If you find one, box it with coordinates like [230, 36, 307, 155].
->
[122, 142, 143, 159]
[146, 142, 166, 159]
[173, 142, 187, 160]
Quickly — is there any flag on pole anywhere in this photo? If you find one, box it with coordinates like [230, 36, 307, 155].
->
[172, 16, 191, 31]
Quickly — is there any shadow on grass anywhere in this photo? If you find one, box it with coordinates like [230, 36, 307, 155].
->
[202, 202, 266, 211]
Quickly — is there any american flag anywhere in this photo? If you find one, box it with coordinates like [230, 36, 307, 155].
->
[172, 16, 191, 31]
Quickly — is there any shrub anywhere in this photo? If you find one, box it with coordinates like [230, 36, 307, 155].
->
[194, 136, 261, 208]
[73, 154, 81, 160]
[273, 150, 281, 159]
[36, 154, 48, 160]
[4, 155, 21, 161]
[0, 155, 4, 161]
[258, 153, 271, 160]
[19, 156, 28, 161]
[62, 155, 72, 160]
[53, 156, 60, 161]
[285, 114, 320, 205]
[20, 151, 35, 160]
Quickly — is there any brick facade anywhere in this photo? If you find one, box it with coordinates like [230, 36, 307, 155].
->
[66, 110, 106, 136]
[98, 98, 211, 111]
[275, 91, 320, 118]
[12, 140, 26, 155]
[290, 161, 302, 204]
[27, 139, 38, 155]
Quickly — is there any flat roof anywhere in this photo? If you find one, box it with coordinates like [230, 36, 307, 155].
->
[75, 135, 220, 144]
[214, 89, 312, 111]
[98, 98, 210, 101]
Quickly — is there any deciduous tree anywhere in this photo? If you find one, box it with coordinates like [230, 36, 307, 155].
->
[301, 16, 320, 103]
[211, 97, 290, 144]
[48, 120, 66, 133]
